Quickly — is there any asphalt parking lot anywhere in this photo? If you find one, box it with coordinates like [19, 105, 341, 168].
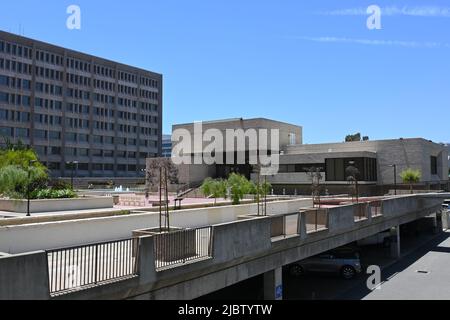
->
[284, 217, 444, 300]
[200, 217, 445, 300]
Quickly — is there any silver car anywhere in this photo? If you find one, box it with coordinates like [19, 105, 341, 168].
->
[289, 248, 362, 279]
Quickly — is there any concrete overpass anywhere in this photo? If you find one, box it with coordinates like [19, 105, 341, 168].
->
[0, 194, 448, 300]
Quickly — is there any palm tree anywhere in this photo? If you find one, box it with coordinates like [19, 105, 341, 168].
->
[400, 169, 421, 194]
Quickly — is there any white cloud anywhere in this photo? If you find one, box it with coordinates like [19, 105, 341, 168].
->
[291, 36, 449, 48]
[320, 6, 450, 17]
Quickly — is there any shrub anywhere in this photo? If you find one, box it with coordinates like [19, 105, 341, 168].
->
[30, 188, 77, 200]
[49, 180, 72, 191]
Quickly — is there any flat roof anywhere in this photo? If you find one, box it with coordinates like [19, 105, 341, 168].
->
[173, 117, 302, 128]
[0, 30, 162, 77]
[288, 137, 442, 148]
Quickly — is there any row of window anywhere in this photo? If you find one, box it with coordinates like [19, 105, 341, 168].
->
[0, 58, 33, 75]
[67, 103, 89, 114]
[36, 50, 64, 66]
[0, 75, 31, 90]
[35, 66, 64, 81]
[0, 125, 158, 148]
[0, 41, 33, 59]
[141, 102, 159, 112]
[46, 162, 145, 172]
[34, 114, 63, 126]
[67, 73, 91, 87]
[94, 79, 114, 91]
[1, 111, 157, 134]
[0, 109, 30, 122]
[0, 92, 30, 106]
[0, 127, 29, 138]
[1, 41, 159, 88]
[66, 88, 90, 100]
[35, 82, 63, 95]
[35, 97, 63, 110]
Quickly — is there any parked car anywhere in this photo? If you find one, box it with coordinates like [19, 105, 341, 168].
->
[357, 230, 392, 248]
[289, 247, 362, 280]
[442, 204, 449, 211]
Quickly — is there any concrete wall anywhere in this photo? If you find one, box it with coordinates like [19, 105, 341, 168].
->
[0, 251, 49, 300]
[0, 198, 312, 254]
[0, 197, 114, 213]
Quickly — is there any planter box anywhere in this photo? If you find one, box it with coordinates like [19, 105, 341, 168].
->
[0, 197, 114, 214]
[132, 227, 197, 262]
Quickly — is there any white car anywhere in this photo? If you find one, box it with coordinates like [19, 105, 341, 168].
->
[357, 231, 392, 247]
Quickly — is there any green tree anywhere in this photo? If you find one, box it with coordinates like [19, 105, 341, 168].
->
[400, 168, 421, 194]
[200, 178, 227, 205]
[227, 173, 253, 205]
[345, 133, 361, 142]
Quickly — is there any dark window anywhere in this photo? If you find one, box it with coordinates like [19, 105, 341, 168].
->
[325, 157, 377, 182]
[0, 75, 8, 86]
[431, 156, 438, 175]
[16, 128, 29, 138]
[0, 126, 13, 137]
[49, 131, 61, 140]
[48, 162, 61, 170]
[50, 147, 61, 155]
[78, 149, 89, 157]
[78, 163, 89, 171]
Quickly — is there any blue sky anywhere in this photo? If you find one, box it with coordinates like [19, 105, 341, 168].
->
[1, 0, 449, 143]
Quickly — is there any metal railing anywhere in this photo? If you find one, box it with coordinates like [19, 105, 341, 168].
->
[46, 238, 139, 295]
[304, 208, 329, 233]
[153, 226, 213, 271]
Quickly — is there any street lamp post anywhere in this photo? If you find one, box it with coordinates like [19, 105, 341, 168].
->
[389, 164, 397, 195]
[67, 161, 79, 190]
[141, 169, 150, 199]
[27, 160, 38, 217]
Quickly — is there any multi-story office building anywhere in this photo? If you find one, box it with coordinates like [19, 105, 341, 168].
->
[0, 30, 162, 177]
[162, 134, 172, 158]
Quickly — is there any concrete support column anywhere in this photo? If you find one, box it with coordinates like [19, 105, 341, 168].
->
[263, 267, 283, 300]
[442, 210, 449, 231]
[432, 212, 439, 234]
[390, 225, 401, 259]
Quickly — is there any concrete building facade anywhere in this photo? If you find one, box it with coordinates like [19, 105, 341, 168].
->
[171, 118, 302, 186]
[167, 118, 448, 195]
[270, 138, 449, 195]
[0, 31, 162, 177]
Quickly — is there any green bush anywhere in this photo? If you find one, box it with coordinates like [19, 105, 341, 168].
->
[50, 180, 72, 191]
[30, 188, 77, 200]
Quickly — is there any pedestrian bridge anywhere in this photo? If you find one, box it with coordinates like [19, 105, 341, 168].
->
[0, 193, 448, 300]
